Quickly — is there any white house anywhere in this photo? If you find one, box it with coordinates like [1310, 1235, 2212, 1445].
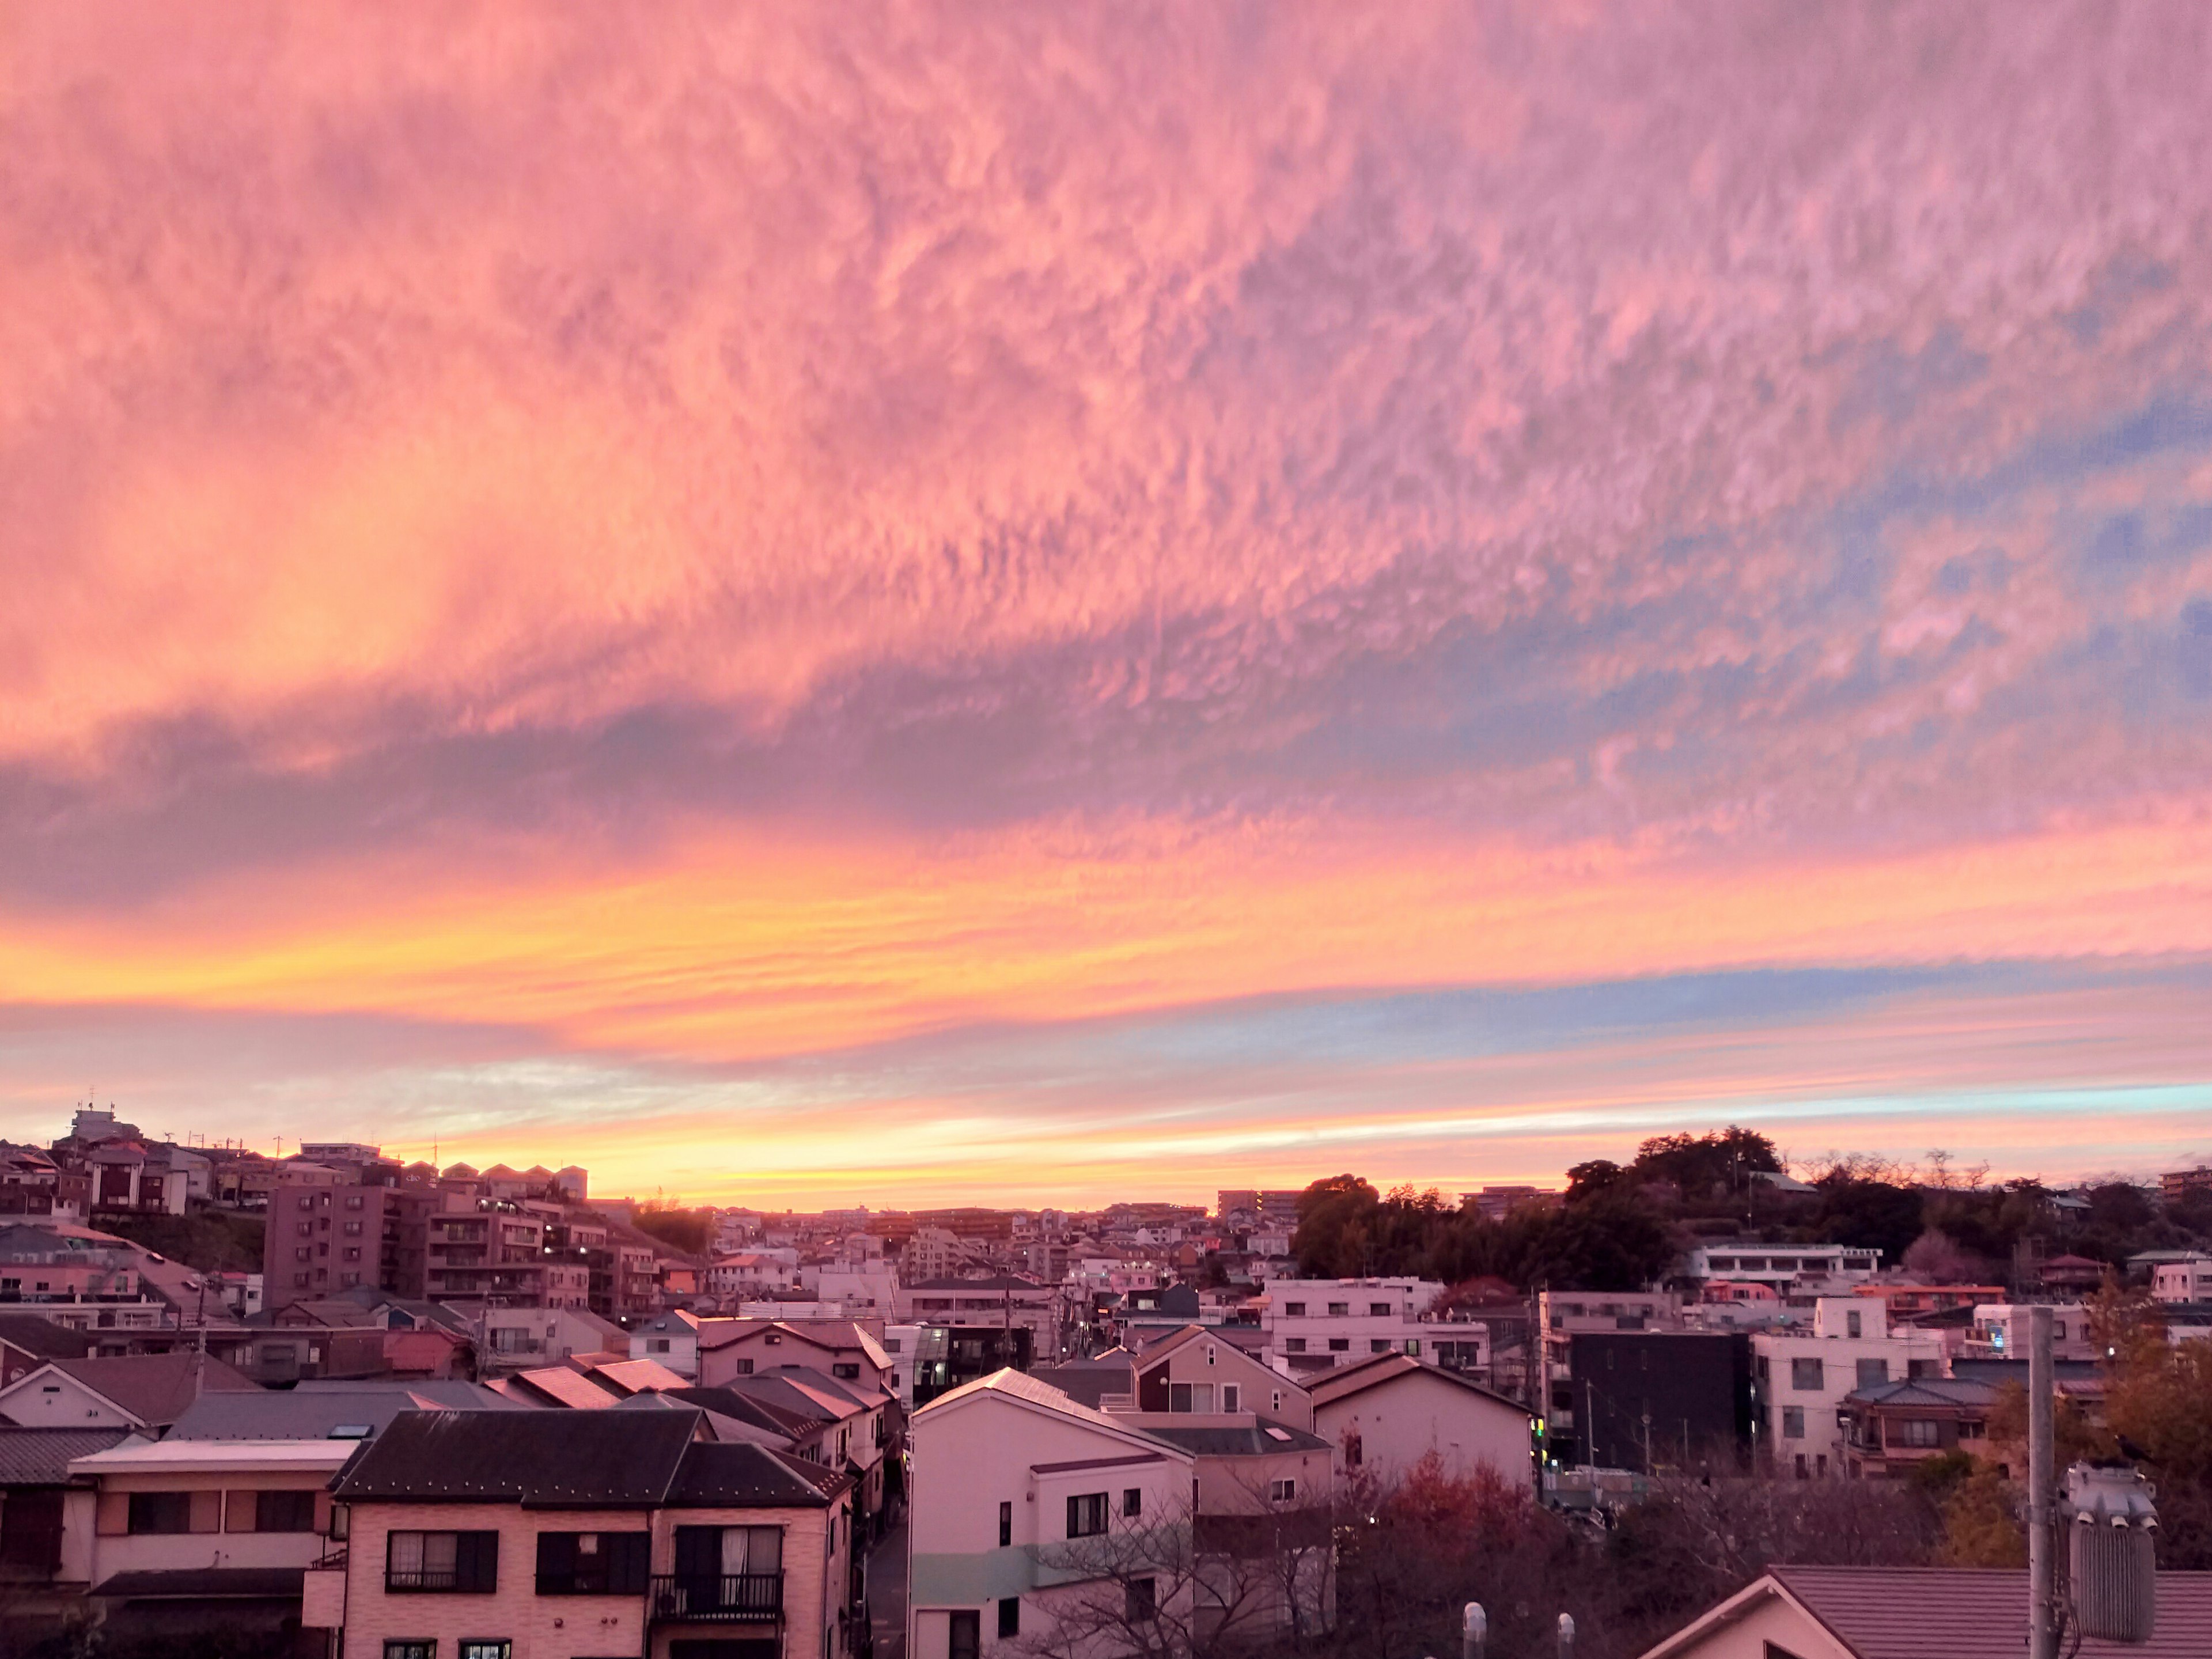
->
[1683, 1244, 1882, 1293]
[1748, 1299, 1943, 1478]
[1308, 1354, 1532, 1488]
[908, 1370, 1198, 1659]
[630, 1308, 703, 1376]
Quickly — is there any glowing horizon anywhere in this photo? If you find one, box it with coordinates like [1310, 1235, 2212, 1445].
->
[4, 5, 2211, 1208]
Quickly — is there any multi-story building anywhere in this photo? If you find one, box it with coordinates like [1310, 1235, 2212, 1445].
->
[267, 1181, 414, 1312]
[1683, 1243, 1883, 1294]
[2161, 1166, 2212, 1205]
[1750, 1299, 1945, 1478]
[1566, 1330, 1755, 1472]
[65, 1435, 353, 1645]
[2152, 1254, 2212, 1304]
[309, 1407, 863, 1659]
[1838, 1376, 2002, 1478]
[1964, 1302, 2097, 1362]
[1259, 1276, 1448, 1374]
[895, 1277, 1069, 1364]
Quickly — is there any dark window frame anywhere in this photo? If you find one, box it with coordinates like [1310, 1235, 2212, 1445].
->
[1066, 1492, 1108, 1539]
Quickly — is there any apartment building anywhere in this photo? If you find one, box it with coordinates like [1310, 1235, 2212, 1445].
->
[894, 1278, 1068, 1364]
[312, 1408, 862, 1659]
[1259, 1277, 1447, 1374]
[2152, 1254, 2212, 1304]
[267, 1180, 414, 1312]
[1749, 1299, 1944, 1478]
[1683, 1244, 1882, 1293]
[1965, 1302, 2097, 1362]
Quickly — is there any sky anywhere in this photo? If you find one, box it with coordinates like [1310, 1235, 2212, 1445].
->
[3, 2, 2210, 1207]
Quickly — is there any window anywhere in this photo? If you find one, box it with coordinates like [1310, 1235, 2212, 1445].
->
[1782, 1407, 1805, 1440]
[387, 1530, 499, 1593]
[1327, 1302, 1350, 1316]
[1169, 1382, 1215, 1413]
[535, 1531, 649, 1594]
[1346, 1431, 1363, 1468]
[384, 1645, 434, 1659]
[1846, 1310, 1862, 1338]
[1066, 1493, 1109, 1539]
[998, 1596, 1021, 1639]
[1283, 1338, 1306, 1354]
[1371, 1339, 1392, 1353]
[1909, 1357, 1939, 1380]
[458, 1646, 509, 1659]
[1327, 1338, 1350, 1353]
[833, 1362, 861, 1380]
[948, 1610, 980, 1659]
[127, 1491, 197, 1535]
[998, 1501, 1012, 1547]
[1790, 1357, 1824, 1392]
[1221, 1384, 1239, 1412]
[732, 1358, 755, 1375]
[1283, 1301, 1305, 1316]
[1899, 1419, 1941, 1448]
[1268, 1478, 1297, 1502]
[649, 1339, 671, 1353]
[1123, 1487, 1142, 1518]
[297, 1247, 312, 1263]
[1370, 1301, 1391, 1316]
[246, 1489, 318, 1532]
[346, 1220, 363, 1235]
[1127, 1577, 1157, 1622]
[1855, 1358, 1888, 1389]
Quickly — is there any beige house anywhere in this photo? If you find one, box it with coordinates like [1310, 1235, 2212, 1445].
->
[312, 1406, 861, 1659]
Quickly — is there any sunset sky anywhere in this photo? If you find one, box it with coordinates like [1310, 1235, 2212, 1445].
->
[4, 3, 2210, 1206]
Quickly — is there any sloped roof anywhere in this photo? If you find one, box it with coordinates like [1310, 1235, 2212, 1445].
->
[3, 1353, 256, 1427]
[332, 1407, 703, 1505]
[0, 1425, 132, 1486]
[1842, 1377, 2000, 1409]
[1030, 1363, 1133, 1409]
[918, 1368, 1191, 1463]
[585, 1357, 691, 1396]
[93, 1566, 306, 1600]
[505, 1366, 623, 1409]
[1306, 1353, 1526, 1416]
[1777, 1565, 2210, 1658]
[695, 1319, 892, 1372]
[0, 1315, 96, 1361]
[665, 1441, 847, 1506]
[170, 1380, 515, 1440]
[660, 1385, 819, 1442]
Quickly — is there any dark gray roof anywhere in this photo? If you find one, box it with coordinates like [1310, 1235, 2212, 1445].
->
[1030, 1363, 1132, 1409]
[1140, 1416, 1331, 1455]
[6, 1354, 259, 1427]
[330, 1404, 843, 1510]
[666, 1441, 846, 1506]
[662, 1385, 817, 1441]
[169, 1381, 516, 1440]
[334, 1407, 704, 1506]
[93, 1566, 305, 1600]
[0, 1425, 132, 1486]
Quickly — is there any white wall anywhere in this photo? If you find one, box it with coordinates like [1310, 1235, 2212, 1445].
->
[1314, 1372, 1531, 1490]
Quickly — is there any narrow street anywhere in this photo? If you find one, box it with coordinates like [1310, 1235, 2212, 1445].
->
[869, 1516, 908, 1659]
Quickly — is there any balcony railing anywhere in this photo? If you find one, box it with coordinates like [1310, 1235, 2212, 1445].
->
[648, 1573, 784, 1623]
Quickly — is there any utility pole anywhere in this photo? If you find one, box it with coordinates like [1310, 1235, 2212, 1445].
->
[2029, 1304, 2058, 1659]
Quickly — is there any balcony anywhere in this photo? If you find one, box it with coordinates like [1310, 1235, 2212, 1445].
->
[648, 1573, 784, 1624]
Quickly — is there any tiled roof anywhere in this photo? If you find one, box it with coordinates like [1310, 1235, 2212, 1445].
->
[1307, 1353, 1525, 1415]
[94, 1566, 306, 1600]
[1843, 1377, 2000, 1408]
[1029, 1363, 1132, 1409]
[586, 1357, 691, 1396]
[506, 1366, 623, 1408]
[0, 1425, 131, 1486]
[0, 1315, 96, 1361]
[332, 1407, 702, 1505]
[169, 1380, 515, 1438]
[666, 1441, 847, 1506]
[3, 1353, 257, 1427]
[1771, 1565, 2212, 1659]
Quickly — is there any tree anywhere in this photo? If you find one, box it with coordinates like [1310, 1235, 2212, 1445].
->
[1937, 1465, 2025, 1567]
[1565, 1160, 1631, 1202]
[1900, 1228, 1988, 1285]
[632, 1199, 710, 1255]
[1524, 1196, 1675, 1291]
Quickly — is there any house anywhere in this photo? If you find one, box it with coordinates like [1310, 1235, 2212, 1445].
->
[1308, 1353, 1533, 1488]
[697, 1319, 895, 1394]
[1039, 1323, 1318, 1429]
[65, 1435, 354, 1645]
[1749, 1300, 1944, 1478]
[668, 1367, 896, 1535]
[0, 1313, 96, 1387]
[166, 1378, 516, 1441]
[908, 1369, 1200, 1659]
[1635, 1563, 2212, 1658]
[476, 1302, 628, 1370]
[1836, 1377, 2001, 1478]
[632, 1309, 704, 1377]
[2152, 1253, 2212, 1305]
[1965, 1302, 2096, 1363]
[0, 1353, 259, 1434]
[0, 1425, 131, 1638]
[310, 1406, 862, 1659]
